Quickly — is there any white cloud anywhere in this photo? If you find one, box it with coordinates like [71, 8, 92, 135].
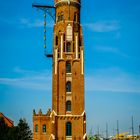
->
[94, 46, 129, 58]
[0, 17, 53, 28]
[0, 17, 17, 25]
[19, 18, 53, 28]
[85, 67, 140, 93]
[0, 68, 52, 91]
[13, 67, 51, 76]
[84, 21, 120, 32]
[13, 67, 37, 74]
[19, 18, 44, 28]
[0, 77, 52, 91]
[1, 67, 140, 94]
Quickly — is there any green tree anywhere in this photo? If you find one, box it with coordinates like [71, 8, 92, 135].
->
[93, 134, 100, 140]
[8, 126, 19, 140]
[0, 117, 32, 140]
[88, 135, 94, 140]
[88, 128, 94, 140]
[17, 118, 32, 140]
[0, 117, 10, 140]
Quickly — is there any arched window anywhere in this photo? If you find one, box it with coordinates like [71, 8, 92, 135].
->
[35, 124, 38, 132]
[66, 42, 71, 52]
[57, 12, 64, 22]
[66, 62, 71, 73]
[66, 101, 71, 112]
[57, 14, 60, 22]
[66, 81, 71, 92]
[42, 124, 46, 133]
[61, 12, 64, 21]
[66, 122, 72, 136]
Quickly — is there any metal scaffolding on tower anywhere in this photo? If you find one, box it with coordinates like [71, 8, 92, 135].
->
[32, 3, 56, 58]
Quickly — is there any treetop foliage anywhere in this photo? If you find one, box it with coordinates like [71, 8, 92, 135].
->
[0, 117, 32, 140]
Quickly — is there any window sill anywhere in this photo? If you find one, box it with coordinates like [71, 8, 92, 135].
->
[42, 132, 46, 134]
[66, 111, 71, 114]
[66, 73, 72, 76]
[65, 52, 72, 53]
[66, 136, 72, 138]
[66, 92, 71, 94]
[66, 136, 72, 140]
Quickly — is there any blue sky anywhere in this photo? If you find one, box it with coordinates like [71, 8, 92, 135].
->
[0, 0, 140, 136]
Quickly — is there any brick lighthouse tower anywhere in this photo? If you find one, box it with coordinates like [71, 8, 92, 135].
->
[33, 0, 87, 139]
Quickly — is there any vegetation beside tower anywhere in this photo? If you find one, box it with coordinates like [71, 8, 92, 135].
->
[0, 117, 32, 140]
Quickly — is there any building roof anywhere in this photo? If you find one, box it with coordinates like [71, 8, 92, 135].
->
[0, 112, 14, 127]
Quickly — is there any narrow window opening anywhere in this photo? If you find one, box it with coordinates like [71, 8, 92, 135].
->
[74, 12, 77, 22]
[63, 43, 65, 52]
[66, 101, 71, 112]
[66, 62, 71, 73]
[63, 34, 65, 41]
[66, 81, 71, 92]
[66, 122, 72, 136]
[61, 13, 64, 21]
[42, 124, 46, 133]
[35, 124, 38, 132]
[56, 36, 58, 46]
[66, 42, 71, 52]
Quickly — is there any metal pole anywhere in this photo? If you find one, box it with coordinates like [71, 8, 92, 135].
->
[106, 123, 108, 139]
[117, 120, 119, 140]
[98, 125, 100, 138]
[139, 125, 140, 135]
[131, 116, 134, 140]
[113, 126, 115, 136]
[44, 10, 47, 49]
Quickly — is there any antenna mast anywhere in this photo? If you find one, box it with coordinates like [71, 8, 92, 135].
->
[116, 120, 119, 140]
[131, 116, 134, 139]
[106, 123, 109, 139]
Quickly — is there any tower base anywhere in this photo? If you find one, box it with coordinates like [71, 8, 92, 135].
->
[33, 109, 87, 140]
